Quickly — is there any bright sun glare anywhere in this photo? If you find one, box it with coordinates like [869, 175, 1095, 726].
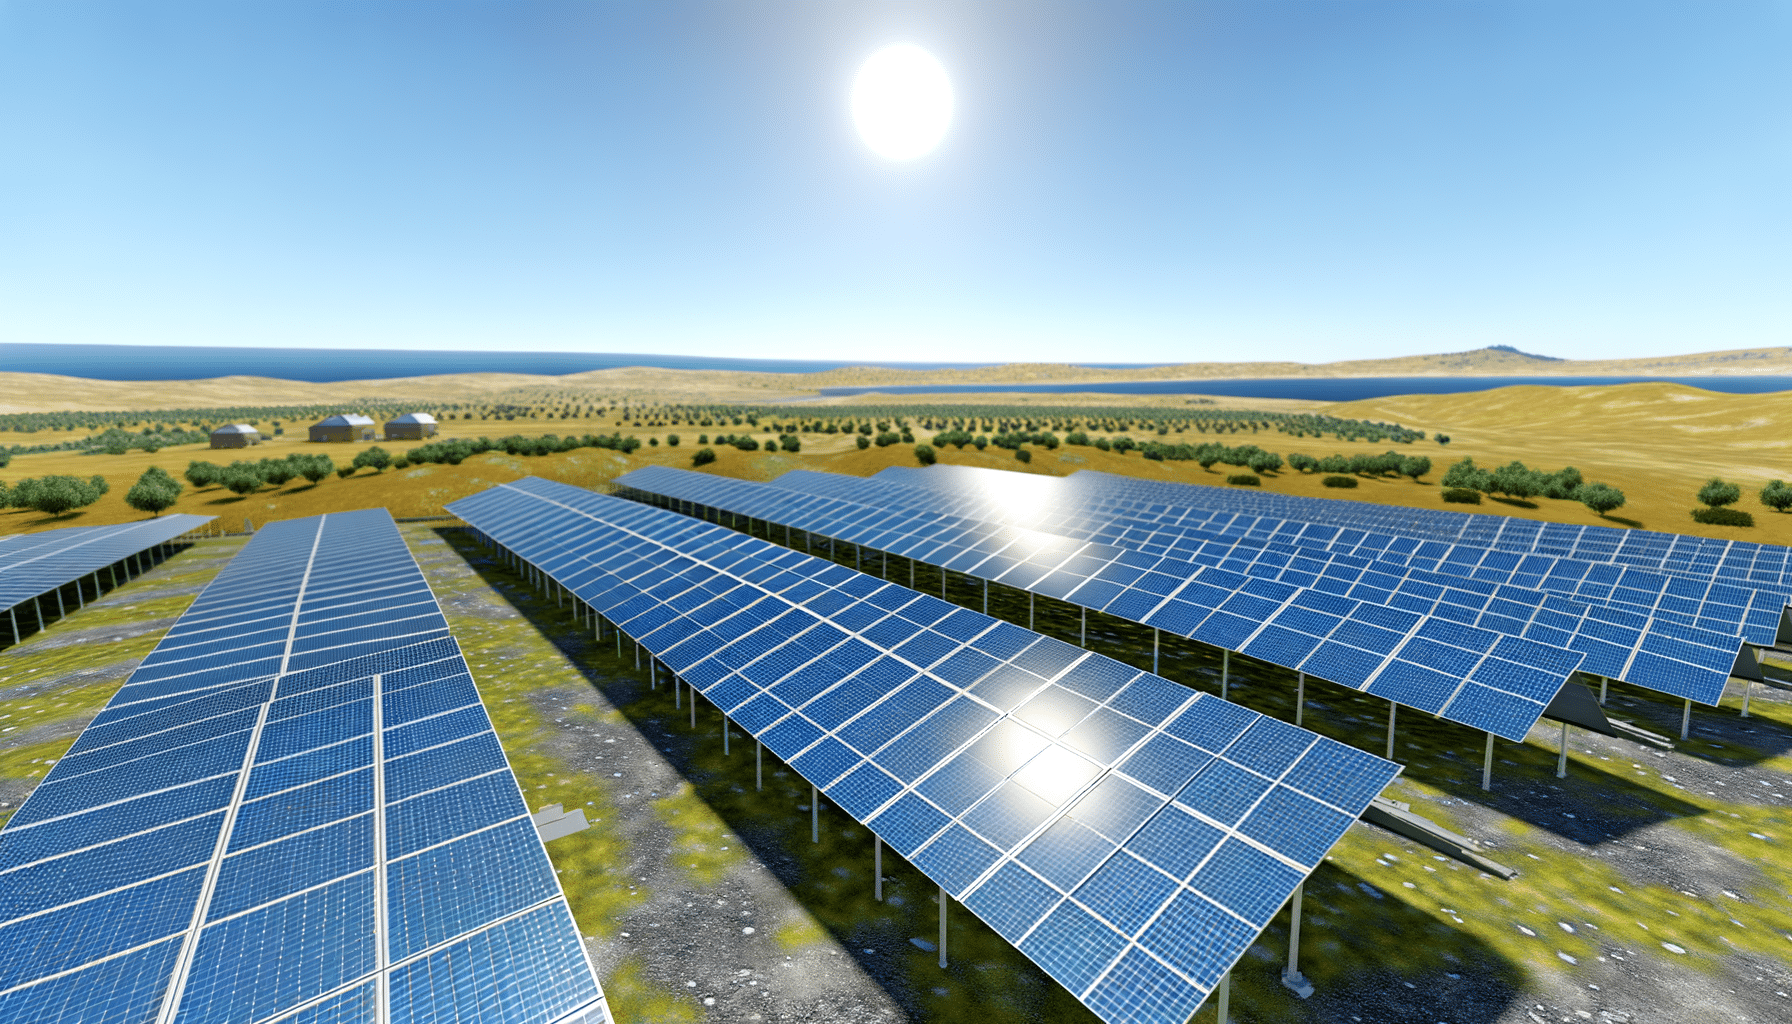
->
[851, 45, 953, 160]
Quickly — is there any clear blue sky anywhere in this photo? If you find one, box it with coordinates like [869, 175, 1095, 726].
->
[2, 1, 1787, 365]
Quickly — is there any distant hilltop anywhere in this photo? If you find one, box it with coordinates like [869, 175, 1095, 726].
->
[3, 344, 1792, 414]
[775, 345, 1792, 387]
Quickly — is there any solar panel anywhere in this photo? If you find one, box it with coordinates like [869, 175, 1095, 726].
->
[613, 466, 1621, 737]
[1, 515, 216, 638]
[446, 478, 1402, 1024]
[0, 508, 609, 1024]
[967, 466, 1792, 609]
[758, 466, 1754, 706]
[784, 465, 1790, 649]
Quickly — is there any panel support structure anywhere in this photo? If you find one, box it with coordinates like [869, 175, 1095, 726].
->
[1386, 702, 1397, 761]
[1482, 732, 1495, 791]
[1681, 698, 1692, 740]
[1556, 721, 1570, 778]
[1294, 673, 1306, 727]
[938, 886, 948, 969]
[811, 784, 820, 844]
[874, 837, 883, 902]
[1280, 880, 1313, 998]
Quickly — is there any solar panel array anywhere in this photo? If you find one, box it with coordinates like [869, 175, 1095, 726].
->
[796, 466, 1792, 647]
[975, 467, 1792, 611]
[446, 478, 1402, 1024]
[615, 467, 1632, 740]
[766, 467, 1759, 699]
[1039, 468, 1792, 585]
[0, 508, 609, 1024]
[0, 514, 215, 609]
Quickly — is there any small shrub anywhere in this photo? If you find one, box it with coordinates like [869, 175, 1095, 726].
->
[1441, 487, 1481, 504]
[666, 434, 680, 446]
[692, 447, 717, 467]
[1692, 507, 1754, 527]
[1761, 479, 1792, 512]
[1015, 448, 1032, 464]
[1227, 473, 1260, 486]
[855, 435, 870, 450]
[1322, 475, 1358, 489]
[914, 444, 936, 466]
[336, 466, 356, 479]
[1698, 477, 1742, 509]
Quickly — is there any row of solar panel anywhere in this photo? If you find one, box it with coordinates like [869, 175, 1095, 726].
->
[448, 478, 1402, 1024]
[0, 514, 216, 609]
[768, 467, 1759, 690]
[786, 467, 1790, 647]
[1040, 467, 1792, 593]
[0, 509, 607, 1024]
[614, 468, 1738, 738]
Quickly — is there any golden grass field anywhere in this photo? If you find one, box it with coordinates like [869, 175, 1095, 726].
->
[3, 380, 1792, 546]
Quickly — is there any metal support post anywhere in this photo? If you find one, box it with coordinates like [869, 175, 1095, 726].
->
[35, 597, 44, 631]
[1556, 720, 1570, 779]
[938, 886, 948, 969]
[634, 640, 640, 670]
[690, 687, 696, 729]
[1029, 593, 1035, 630]
[811, 785, 819, 844]
[1294, 673, 1305, 726]
[8, 607, 18, 645]
[1221, 650, 1229, 700]
[1281, 881, 1312, 997]
[1217, 971, 1230, 1024]
[982, 579, 988, 614]
[76, 577, 84, 610]
[651, 661, 658, 691]
[910, 559, 915, 588]
[55, 587, 65, 619]
[1482, 732, 1494, 791]
[1152, 629, 1160, 675]
[723, 715, 730, 755]
[1741, 676, 1752, 718]
[756, 740, 763, 791]
[1682, 698, 1693, 740]
[1386, 702, 1397, 761]
[1599, 676, 1608, 704]
[675, 672, 680, 708]
[1080, 606, 1087, 648]
[874, 837, 883, 901]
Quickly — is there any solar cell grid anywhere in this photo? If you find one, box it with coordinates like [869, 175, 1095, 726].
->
[0, 508, 607, 1024]
[612, 467, 1619, 735]
[789, 466, 1788, 651]
[749, 466, 1752, 706]
[449, 478, 1401, 1024]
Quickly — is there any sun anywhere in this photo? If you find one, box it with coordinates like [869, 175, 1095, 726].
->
[851, 45, 953, 161]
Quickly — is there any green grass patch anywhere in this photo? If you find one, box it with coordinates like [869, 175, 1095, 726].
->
[652, 782, 747, 887]
[600, 957, 700, 1024]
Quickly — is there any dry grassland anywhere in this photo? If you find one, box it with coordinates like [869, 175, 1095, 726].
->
[3, 383, 1790, 548]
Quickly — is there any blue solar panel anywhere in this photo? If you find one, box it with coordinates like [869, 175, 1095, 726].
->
[614, 467, 1593, 735]
[0, 508, 608, 1024]
[795, 465, 1773, 685]
[622, 465, 1747, 710]
[870, 463, 1792, 629]
[448, 478, 1402, 1024]
[1, 515, 216, 638]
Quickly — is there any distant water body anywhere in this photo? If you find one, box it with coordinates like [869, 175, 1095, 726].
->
[816, 375, 1792, 402]
[0, 343, 1149, 382]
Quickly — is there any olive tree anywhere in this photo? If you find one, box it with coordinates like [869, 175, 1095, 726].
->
[1698, 478, 1741, 509]
[124, 467, 182, 516]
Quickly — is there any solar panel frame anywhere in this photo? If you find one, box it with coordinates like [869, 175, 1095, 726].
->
[0, 515, 216, 626]
[612, 467, 1629, 735]
[449, 478, 1402, 1024]
[750, 466, 1751, 706]
[0, 508, 608, 1024]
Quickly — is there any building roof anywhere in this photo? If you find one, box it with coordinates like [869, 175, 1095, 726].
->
[314, 414, 375, 427]
[211, 423, 259, 435]
[387, 412, 438, 424]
